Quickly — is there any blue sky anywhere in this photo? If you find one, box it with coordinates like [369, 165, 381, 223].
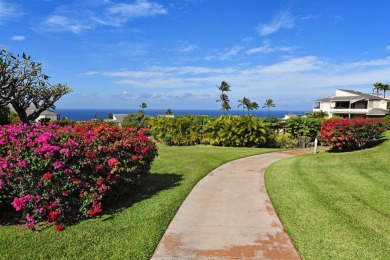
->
[1, 0, 390, 111]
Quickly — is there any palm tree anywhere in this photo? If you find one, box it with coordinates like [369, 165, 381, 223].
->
[166, 109, 173, 115]
[139, 102, 147, 111]
[262, 99, 276, 117]
[216, 81, 232, 115]
[373, 82, 383, 97]
[248, 101, 259, 115]
[382, 83, 390, 98]
[238, 97, 250, 115]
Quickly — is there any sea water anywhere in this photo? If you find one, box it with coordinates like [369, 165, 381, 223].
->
[54, 109, 309, 121]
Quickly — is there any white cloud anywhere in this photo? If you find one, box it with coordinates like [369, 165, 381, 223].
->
[246, 41, 294, 54]
[10, 35, 26, 41]
[40, 0, 167, 33]
[260, 56, 324, 73]
[385, 45, 390, 50]
[257, 10, 295, 36]
[0, 0, 23, 24]
[107, 0, 167, 22]
[219, 45, 244, 60]
[338, 56, 390, 69]
[178, 42, 198, 53]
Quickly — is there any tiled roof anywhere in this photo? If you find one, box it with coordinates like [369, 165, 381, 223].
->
[314, 89, 384, 102]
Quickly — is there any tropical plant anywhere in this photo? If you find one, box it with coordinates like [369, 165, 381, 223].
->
[238, 97, 250, 115]
[262, 99, 276, 117]
[382, 83, 390, 98]
[216, 81, 231, 115]
[122, 111, 150, 129]
[0, 49, 72, 124]
[305, 110, 329, 118]
[139, 102, 147, 111]
[249, 101, 259, 115]
[320, 118, 385, 151]
[285, 117, 322, 147]
[203, 115, 267, 147]
[0, 121, 158, 230]
[166, 109, 173, 115]
[373, 82, 383, 96]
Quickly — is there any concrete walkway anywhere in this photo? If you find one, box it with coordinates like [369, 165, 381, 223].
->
[152, 149, 313, 260]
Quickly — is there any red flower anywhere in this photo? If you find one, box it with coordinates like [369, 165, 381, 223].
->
[107, 158, 118, 166]
[55, 223, 64, 231]
[42, 172, 53, 180]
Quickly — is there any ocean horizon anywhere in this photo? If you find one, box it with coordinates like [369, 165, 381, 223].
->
[54, 108, 310, 121]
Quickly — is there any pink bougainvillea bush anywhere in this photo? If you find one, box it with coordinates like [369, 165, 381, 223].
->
[320, 118, 385, 151]
[0, 121, 158, 230]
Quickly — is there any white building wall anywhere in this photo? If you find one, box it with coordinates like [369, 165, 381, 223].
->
[335, 89, 359, 97]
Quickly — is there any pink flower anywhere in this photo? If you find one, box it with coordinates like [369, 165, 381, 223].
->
[52, 161, 64, 170]
[11, 195, 33, 211]
[17, 161, 27, 168]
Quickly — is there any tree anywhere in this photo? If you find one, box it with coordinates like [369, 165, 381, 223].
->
[238, 97, 250, 115]
[373, 82, 383, 97]
[166, 108, 173, 115]
[262, 99, 276, 117]
[0, 49, 72, 124]
[139, 102, 147, 112]
[382, 83, 390, 98]
[248, 101, 259, 115]
[216, 81, 231, 115]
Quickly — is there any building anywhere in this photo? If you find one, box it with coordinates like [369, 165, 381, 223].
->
[9, 104, 60, 121]
[313, 89, 389, 118]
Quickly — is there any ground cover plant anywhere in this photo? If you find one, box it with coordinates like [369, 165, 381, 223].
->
[265, 131, 390, 259]
[0, 144, 278, 259]
[0, 121, 158, 230]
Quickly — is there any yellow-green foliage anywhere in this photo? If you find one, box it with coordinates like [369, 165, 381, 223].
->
[203, 115, 267, 147]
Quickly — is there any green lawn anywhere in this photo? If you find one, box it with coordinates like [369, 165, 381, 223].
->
[0, 145, 278, 259]
[266, 132, 390, 259]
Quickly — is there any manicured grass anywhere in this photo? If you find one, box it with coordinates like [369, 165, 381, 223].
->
[265, 132, 390, 259]
[0, 145, 278, 259]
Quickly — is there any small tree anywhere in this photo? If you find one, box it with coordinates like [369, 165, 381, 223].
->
[122, 111, 150, 129]
[0, 49, 72, 124]
[238, 97, 250, 115]
[248, 101, 259, 115]
[139, 102, 147, 112]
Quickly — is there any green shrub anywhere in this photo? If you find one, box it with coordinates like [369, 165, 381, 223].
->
[148, 115, 209, 146]
[203, 115, 267, 147]
[273, 133, 297, 148]
[285, 117, 322, 147]
[122, 111, 150, 129]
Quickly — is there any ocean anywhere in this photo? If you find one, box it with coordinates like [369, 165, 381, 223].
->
[54, 109, 310, 121]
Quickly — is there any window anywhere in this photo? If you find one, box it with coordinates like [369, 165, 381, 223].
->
[313, 102, 320, 109]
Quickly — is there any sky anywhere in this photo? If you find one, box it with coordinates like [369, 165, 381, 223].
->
[1, 0, 390, 111]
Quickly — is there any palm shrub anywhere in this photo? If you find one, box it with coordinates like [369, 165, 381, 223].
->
[148, 115, 209, 146]
[203, 115, 267, 147]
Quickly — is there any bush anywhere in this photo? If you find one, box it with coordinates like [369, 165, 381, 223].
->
[320, 118, 385, 151]
[285, 117, 322, 147]
[0, 121, 158, 230]
[148, 115, 209, 146]
[203, 115, 267, 147]
[122, 111, 150, 129]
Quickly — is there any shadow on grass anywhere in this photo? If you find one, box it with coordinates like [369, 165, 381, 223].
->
[91, 172, 183, 220]
[0, 172, 183, 227]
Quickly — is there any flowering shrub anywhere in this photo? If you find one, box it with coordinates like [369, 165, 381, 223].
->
[0, 121, 158, 230]
[320, 118, 385, 151]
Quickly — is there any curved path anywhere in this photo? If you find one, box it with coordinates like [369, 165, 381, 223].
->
[152, 149, 313, 259]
